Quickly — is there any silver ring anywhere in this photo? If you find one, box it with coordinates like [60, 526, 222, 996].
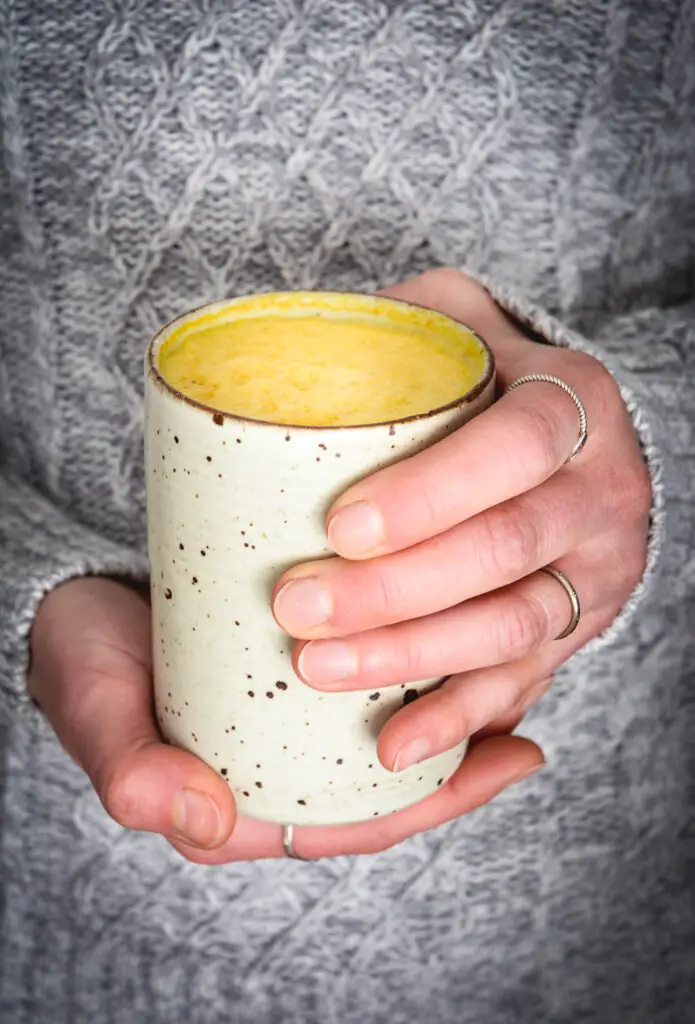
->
[506, 374, 588, 463]
[539, 566, 581, 640]
[282, 824, 310, 861]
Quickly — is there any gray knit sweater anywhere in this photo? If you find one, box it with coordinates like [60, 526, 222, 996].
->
[1, 2, 694, 1022]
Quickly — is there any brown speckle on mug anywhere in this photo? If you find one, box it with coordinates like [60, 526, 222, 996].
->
[276, 680, 288, 691]
[403, 688, 419, 706]
[164, 588, 172, 600]
[255, 781, 263, 789]
[297, 799, 306, 806]
[248, 691, 255, 698]
[213, 413, 224, 426]
[266, 692, 275, 699]
[369, 692, 381, 701]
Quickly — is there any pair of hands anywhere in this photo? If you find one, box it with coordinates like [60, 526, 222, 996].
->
[29, 269, 651, 862]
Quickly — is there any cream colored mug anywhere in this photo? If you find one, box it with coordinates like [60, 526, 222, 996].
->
[145, 291, 495, 826]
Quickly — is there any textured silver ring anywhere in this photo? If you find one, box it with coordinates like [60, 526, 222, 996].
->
[539, 566, 581, 640]
[506, 373, 588, 463]
[282, 824, 310, 861]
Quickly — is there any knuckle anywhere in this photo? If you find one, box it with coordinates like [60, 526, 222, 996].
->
[399, 637, 428, 681]
[604, 458, 652, 530]
[495, 595, 548, 661]
[369, 567, 407, 620]
[479, 506, 541, 580]
[582, 353, 623, 420]
[101, 762, 138, 829]
[622, 460, 653, 521]
[513, 404, 560, 478]
[421, 266, 463, 291]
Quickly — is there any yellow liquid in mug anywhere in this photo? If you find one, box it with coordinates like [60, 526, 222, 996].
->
[158, 292, 487, 427]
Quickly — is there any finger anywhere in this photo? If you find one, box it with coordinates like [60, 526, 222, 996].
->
[326, 379, 585, 560]
[375, 607, 609, 772]
[470, 675, 554, 742]
[30, 580, 236, 849]
[273, 470, 610, 640]
[61, 675, 236, 849]
[167, 736, 543, 862]
[293, 553, 604, 690]
[292, 735, 545, 858]
[167, 815, 285, 864]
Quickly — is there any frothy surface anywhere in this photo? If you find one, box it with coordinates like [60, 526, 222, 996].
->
[158, 292, 487, 427]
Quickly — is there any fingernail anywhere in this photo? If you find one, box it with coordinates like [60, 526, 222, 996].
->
[172, 789, 223, 848]
[274, 577, 332, 632]
[509, 761, 545, 786]
[328, 500, 383, 557]
[297, 639, 358, 684]
[392, 737, 432, 773]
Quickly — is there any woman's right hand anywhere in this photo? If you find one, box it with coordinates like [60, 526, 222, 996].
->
[29, 576, 541, 863]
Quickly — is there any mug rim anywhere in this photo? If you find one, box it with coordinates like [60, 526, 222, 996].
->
[145, 290, 496, 432]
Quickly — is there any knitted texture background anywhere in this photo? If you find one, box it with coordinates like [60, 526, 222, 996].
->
[1, 2, 694, 1022]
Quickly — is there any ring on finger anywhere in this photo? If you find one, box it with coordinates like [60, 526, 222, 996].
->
[539, 565, 581, 640]
[506, 374, 588, 463]
[282, 823, 311, 861]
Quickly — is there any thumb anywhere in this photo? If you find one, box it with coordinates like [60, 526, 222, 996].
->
[29, 577, 236, 849]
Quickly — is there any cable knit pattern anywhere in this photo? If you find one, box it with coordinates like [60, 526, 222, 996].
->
[1, 2, 694, 1022]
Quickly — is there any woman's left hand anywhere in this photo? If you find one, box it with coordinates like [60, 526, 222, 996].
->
[175, 268, 652, 863]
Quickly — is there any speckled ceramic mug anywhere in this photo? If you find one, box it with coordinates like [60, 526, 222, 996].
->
[145, 292, 495, 826]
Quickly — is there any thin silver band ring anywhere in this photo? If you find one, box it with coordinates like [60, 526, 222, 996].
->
[282, 824, 310, 861]
[506, 374, 588, 463]
[539, 566, 581, 640]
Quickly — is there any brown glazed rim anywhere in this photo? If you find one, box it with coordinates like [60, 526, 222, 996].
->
[146, 291, 496, 432]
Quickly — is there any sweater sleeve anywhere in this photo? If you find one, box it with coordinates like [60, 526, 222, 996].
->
[0, 474, 148, 721]
[479, 276, 693, 652]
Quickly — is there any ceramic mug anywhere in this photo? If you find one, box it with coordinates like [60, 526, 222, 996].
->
[144, 291, 495, 826]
